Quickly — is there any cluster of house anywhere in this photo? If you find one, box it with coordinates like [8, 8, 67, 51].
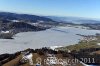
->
[81, 35, 97, 42]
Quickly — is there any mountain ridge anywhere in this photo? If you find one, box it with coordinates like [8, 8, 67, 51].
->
[0, 12, 55, 22]
[46, 16, 100, 24]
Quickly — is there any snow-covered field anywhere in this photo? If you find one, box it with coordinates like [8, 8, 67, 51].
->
[0, 26, 100, 54]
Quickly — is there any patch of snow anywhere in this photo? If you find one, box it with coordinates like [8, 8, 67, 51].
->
[22, 53, 33, 65]
[12, 20, 20, 22]
[97, 43, 100, 46]
[50, 46, 63, 50]
[1, 31, 10, 33]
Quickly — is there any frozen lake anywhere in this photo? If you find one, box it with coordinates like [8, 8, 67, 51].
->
[0, 26, 100, 54]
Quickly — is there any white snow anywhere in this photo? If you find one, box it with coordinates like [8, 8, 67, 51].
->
[22, 53, 33, 65]
[97, 43, 100, 46]
[50, 46, 63, 50]
[0, 26, 100, 54]
[1, 31, 10, 33]
[12, 20, 20, 22]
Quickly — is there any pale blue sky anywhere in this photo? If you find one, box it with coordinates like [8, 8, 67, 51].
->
[0, 0, 100, 19]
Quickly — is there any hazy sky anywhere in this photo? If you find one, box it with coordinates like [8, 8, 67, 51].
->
[0, 0, 100, 19]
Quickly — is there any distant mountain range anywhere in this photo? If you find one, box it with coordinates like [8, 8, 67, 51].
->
[46, 16, 100, 24]
[0, 12, 100, 24]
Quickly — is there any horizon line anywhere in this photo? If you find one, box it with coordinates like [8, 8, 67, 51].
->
[0, 10, 100, 20]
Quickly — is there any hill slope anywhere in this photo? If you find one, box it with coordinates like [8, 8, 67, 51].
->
[0, 12, 54, 22]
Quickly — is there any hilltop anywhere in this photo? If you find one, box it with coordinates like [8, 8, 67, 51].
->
[0, 48, 83, 66]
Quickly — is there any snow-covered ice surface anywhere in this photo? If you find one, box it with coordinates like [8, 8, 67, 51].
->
[0, 26, 100, 54]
